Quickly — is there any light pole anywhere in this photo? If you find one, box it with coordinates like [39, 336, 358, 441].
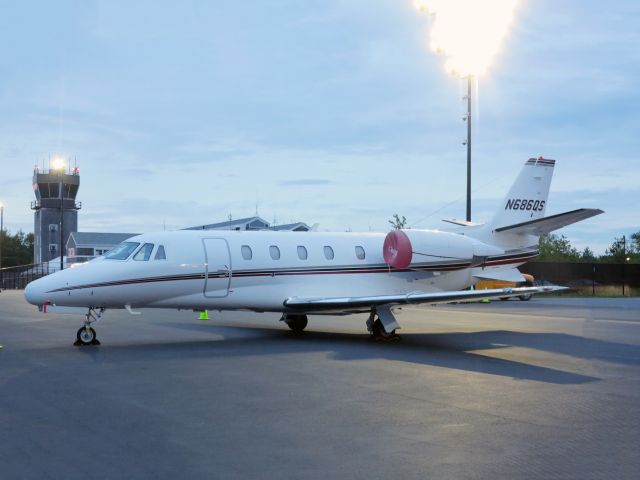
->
[622, 235, 626, 297]
[59, 169, 64, 271]
[51, 157, 66, 271]
[465, 75, 472, 222]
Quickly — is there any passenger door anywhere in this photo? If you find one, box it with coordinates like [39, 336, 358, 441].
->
[202, 238, 231, 298]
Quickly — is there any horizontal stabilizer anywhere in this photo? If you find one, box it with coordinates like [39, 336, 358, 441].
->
[473, 268, 525, 283]
[494, 208, 603, 236]
[442, 219, 484, 227]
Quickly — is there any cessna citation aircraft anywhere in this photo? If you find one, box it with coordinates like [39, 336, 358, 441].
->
[25, 158, 602, 345]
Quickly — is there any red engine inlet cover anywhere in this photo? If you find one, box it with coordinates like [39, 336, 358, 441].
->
[383, 230, 413, 269]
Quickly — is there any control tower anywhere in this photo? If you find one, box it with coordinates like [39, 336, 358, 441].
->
[31, 163, 82, 264]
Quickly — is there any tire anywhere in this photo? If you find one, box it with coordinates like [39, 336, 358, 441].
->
[499, 297, 509, 301]
[371, 319, 396, 340]
[518, 294, 532, 301]
[76, 326, 97, 345]
[286, 315, 308, 332]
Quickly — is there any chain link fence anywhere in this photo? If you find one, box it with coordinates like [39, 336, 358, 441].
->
[520, 261, 640, 296]
[0, 263, 52, 290]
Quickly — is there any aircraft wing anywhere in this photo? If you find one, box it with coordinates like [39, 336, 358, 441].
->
[284, 286, 565, 312]
[494, 208, 603, 236]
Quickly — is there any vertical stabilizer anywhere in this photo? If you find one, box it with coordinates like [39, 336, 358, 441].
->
[490, 157, 555, 230]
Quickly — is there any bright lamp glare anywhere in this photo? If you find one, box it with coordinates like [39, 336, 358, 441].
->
[414, 0, 519, 77]
[51, 157, 66, 171]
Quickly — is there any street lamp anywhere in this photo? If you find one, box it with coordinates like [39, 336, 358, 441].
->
[414, 0, 519, 221]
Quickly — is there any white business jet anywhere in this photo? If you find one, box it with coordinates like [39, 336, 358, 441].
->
[25, 158, 602, 345]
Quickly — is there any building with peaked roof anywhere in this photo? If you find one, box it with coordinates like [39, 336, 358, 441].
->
[185, 216, 310, 232]
[270, 222, 310, 232]
[66, 232, 139, 262]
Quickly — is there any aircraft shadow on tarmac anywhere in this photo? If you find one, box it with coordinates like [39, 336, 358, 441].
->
[70, 321, 640, 385]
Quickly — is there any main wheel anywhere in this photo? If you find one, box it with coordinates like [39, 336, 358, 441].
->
[286, 315, 308, 332]
[76, 326, 97, 346]
[518, 294, 532, 301]
[371, 319, 398, 341]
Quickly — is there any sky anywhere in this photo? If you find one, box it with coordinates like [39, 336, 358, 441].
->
[0, 0, 638, 254]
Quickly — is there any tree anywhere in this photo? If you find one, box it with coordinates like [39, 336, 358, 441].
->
[0, 230, 34, 267]
[388, 214, 407, 230]
[603, 236, 627, 263]
[602, 234, 640, 263]
[631, 231, 640, 254]
[537, 233, 581, 262]
[580, 246, 597, 262]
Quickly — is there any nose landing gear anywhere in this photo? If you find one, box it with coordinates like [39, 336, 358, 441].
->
[74, 307, 105, 346]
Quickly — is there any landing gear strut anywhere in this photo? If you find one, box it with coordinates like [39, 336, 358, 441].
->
[366, 309, 400, 342]
[74, 307, 105, 346]
[283, 314, 308, 332]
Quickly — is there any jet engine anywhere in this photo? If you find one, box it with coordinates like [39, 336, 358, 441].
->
[383, 229, 501, 269]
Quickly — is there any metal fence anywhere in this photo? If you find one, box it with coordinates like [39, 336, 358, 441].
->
[520, 261, 640, 296]
[0, 263, 52, 290]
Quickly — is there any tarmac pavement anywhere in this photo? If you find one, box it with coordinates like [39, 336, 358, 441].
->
[0, 290, 638, 479]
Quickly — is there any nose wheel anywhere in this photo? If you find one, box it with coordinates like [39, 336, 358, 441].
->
[74, 307, 105, 346]
[76, 326, 99, 346]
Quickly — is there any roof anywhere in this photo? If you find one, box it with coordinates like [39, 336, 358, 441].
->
[67, 232, 139, 247]
[184, 216, 270, 230]
[270, 222, 310, 231]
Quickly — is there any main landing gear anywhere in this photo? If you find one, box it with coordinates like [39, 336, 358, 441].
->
[282, 314, 308, 332]
[74, 307, 105, 346]
[366, 308, 401, 342]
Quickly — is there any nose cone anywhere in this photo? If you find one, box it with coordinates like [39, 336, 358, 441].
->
[24, 277, 49, 306]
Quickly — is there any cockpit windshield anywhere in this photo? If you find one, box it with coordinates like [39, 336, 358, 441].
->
[133, 243, 154, 261]
[104, 242, 140, 260]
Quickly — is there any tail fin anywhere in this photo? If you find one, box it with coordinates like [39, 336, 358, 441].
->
[490, 157, 555, 230]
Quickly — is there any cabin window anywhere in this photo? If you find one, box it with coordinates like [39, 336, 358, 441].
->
[297, 246, 308, 260]
[355, 246, 366, 260]
[241, 245, 253, 260]
[269, 245, 280, 260]
[323, 246, 334, 260]
[133, 243, 155, 261]
[154, 245, 166, 260]
[105, 242, 140, 260]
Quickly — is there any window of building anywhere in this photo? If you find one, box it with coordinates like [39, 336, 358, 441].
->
[49, 224, 58, 232]
[49, 244, 57, 253]
[323, 246, 334, 260]
[269, 245, 280, 260]
[241, 245, 253, 260]
[68, 248, 75, 257]
[105, 242, 140, 260]
[133, 243, 155, 261]
[355, 246, 366, 260]
[154, 245, 166, 260]
[297, 246, 308, 260]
